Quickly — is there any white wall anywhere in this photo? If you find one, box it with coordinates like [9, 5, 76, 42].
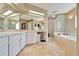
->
[48, 18, 54, 37]
[54, 15, 66, 32]
[48, 14, 66, 37]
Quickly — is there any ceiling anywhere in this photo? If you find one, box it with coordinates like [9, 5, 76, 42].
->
[0, 4, 7, 15]
[30, 3, 76, 16]
[0, 3, 76, 17]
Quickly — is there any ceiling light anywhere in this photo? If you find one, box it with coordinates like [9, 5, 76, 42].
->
[10, 16, 19, 20]
[52, 15, 56, 18]
[9, 13, 19, 17]
[3, 10, 13, 16]
[12, 22, 15, 24]
[29, 10, 45, 16]
[27, 13, 43, 18]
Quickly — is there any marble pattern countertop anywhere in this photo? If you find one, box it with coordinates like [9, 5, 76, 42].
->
[0, 32, 21, 37]
[0, 30, 46, 37]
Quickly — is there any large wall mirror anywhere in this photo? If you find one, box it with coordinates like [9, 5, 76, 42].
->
[8, 13, 20, 30]
[0, 3, 45, 31]
[20, 13, 44, 30]
[0, 16, 4, 30]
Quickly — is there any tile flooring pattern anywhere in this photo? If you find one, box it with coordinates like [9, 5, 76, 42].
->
[18, 38, 76, 56]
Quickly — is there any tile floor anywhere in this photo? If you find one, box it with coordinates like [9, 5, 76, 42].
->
[18, 38, 76, 56]
[18, 37, 65, 56]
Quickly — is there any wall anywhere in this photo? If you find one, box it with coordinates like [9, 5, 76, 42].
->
[77, 3, 79, 55]
[65, 8, 76, 34]
[54, 14, 66, 32]
[48, 18, 54, 37]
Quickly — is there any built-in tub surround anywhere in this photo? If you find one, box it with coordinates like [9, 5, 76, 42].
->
[54, 32, 76, 42]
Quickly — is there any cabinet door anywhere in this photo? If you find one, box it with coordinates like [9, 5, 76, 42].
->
[12, 41, 20, 56]
[32, 33, 37, 43]
[0, 37, 8, 56]
[9, 34, 20, 56]
[26, 33, 32, 44]
[21, 32, 26, 49]
[26, 33, 37, 44]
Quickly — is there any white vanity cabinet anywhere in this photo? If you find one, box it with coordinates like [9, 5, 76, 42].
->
[31, 33, 38, 43]
[0, 31, 40, 56]
[26, 32, 37, 44]
[9, 34, 21, 56]
[0, 36, 8, 56]
[20, 32, 27, 49]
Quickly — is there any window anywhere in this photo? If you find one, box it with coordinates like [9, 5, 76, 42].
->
[75, 16, 77, 29]
[16, 23, 20, 30]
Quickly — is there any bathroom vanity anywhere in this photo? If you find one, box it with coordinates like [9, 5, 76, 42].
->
[0, 30, 47, 56]
[0, 3, 48, 56]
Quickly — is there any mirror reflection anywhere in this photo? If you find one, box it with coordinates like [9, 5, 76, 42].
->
[8, 13, 20, 30]
[0, 16, 4, 29]
[0, 3, 45, 31]
[20, 13, 44, 30]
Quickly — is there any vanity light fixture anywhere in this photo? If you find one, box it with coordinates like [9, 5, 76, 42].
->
[29, 10, 45, 16]
[52, 14, 58, 19]
[3, 10, 13, 16]
[75, 16, 77, 28]
[27, 13, 41, 17]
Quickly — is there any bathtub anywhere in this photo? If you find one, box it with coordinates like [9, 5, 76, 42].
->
[54, 32, 77, 42]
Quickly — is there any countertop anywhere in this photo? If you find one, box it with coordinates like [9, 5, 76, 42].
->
[20, 30, 46, 32]
[0, 32, 21, 37]
[0, 30, 47, 37]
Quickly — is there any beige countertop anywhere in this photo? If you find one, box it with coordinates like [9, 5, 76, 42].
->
[1, 30, 46, 32]
[0, 32, 21, 37]
[20, 30, 47, 32]
[0, 30, 47, 37]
